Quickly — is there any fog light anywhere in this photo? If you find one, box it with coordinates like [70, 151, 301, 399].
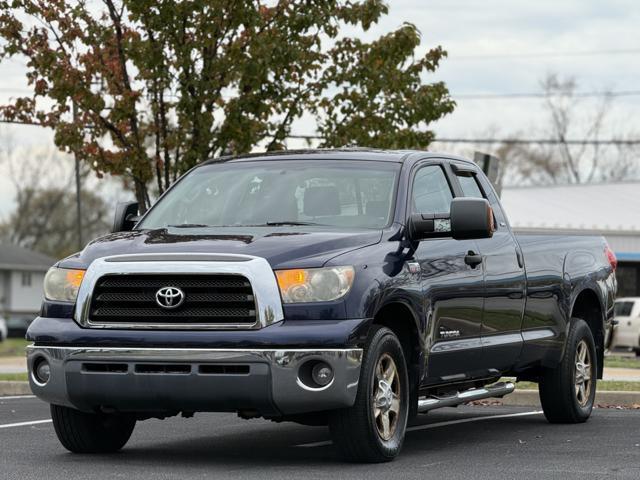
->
[33, 358, 51, 385]
[311, 362, 334, 387]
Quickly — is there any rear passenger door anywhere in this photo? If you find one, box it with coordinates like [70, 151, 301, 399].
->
[451, 163, 526, 373]
[409, 162, 486, 384]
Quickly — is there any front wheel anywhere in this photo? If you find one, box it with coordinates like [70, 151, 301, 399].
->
[539, 318, 597, 423]
[51, 404, 136, 453]
[329, 326, 409, 462]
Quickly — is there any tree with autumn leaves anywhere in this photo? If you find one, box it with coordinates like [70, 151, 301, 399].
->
[0, 1, 455, 212]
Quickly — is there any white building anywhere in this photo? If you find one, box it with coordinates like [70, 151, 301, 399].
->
[0, 244, 55, 334]
[501, 181, 640, 297]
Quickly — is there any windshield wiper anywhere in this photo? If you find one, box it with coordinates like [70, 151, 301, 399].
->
[264, 221, 322, 226]
[167, 223, 211, 228]
[167, 221, 321, 228]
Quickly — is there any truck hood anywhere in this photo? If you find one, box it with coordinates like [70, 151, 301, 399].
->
[63, 226, 383, 270]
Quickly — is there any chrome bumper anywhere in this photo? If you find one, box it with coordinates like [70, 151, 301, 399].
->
[27, 346, 362, 416]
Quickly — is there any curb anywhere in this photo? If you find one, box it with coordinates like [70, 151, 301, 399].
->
[501, 389, 640, 407]
[0, 381, 32, 396]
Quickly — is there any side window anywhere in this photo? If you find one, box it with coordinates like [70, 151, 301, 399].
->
[411, 165, 453, 214]
[457, 174, 484, 199]
[460, 170, 507, 229]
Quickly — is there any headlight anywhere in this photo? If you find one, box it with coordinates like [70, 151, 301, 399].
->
[275, 266, 355, 303]
[43, 267, 86, 302]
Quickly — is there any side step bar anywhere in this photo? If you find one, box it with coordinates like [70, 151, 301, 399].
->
[417, 381, 515, 413]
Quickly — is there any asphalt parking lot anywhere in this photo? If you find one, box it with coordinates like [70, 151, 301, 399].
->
[1, 397, 639, 480]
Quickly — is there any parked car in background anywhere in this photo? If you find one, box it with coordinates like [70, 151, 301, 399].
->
[6, 317, 35, 338]
[611, 298, 640, 355]
[0, 317, 7, 342]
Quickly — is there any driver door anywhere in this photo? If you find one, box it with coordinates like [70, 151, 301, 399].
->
[409, 162, 486, 385]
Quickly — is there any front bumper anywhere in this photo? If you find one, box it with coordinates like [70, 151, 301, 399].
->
[27, 346, 362, 417]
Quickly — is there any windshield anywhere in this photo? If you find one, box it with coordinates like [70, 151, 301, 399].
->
[615, 301, 635, 317]
[139, 160, 400, 229]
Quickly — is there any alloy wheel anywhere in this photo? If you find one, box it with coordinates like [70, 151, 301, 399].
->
[372, 353, 401, 440]
[574, 339, 593, 407]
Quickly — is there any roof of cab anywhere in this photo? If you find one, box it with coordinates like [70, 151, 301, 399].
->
[201, 148, 476, 165]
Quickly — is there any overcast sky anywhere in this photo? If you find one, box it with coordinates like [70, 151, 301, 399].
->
[1, 0, 639, 215]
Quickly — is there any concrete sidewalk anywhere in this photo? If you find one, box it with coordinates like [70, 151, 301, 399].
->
[603, 367, 640, 381]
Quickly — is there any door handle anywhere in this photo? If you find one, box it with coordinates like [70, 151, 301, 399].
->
[464, 251, 483, 268]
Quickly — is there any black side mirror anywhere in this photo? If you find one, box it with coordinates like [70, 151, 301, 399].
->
[407, 197, 495, 241]
[450, 197, 495, 240]
[407, 212, 452, 241]
[112, 201, 140, 233]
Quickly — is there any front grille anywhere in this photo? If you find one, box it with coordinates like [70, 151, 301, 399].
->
[88, 274, 257, 327]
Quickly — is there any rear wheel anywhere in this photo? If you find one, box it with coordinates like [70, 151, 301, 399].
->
[51, 404, 136, 453]
[329, 326, 409, 462]
[539, 319, 597, 423]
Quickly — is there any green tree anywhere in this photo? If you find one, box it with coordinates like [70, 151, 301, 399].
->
[0, 1, 455, 212]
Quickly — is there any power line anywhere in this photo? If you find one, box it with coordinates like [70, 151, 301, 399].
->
[3, 86, 639, 102]
[0, 118, 45, 126]
[451, 48, 640, 60]
[287, 135, 640, 146]
[3, 120, 639, 146]
[454, 90, 640, 100]
[431, 138, 640, 146]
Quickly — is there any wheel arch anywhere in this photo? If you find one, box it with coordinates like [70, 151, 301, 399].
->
[370, 300, 422, 414]
[570, 287, 605, 378]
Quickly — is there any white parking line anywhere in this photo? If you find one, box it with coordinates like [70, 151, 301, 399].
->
[296, 439, 334, 448]
[0, 395, 36, 401]
[406, 410, 544, 433]
[294, 410, 543, 448]
[0, 419, 52, 429]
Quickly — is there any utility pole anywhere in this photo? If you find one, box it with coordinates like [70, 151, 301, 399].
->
[73, 101, 83, 250]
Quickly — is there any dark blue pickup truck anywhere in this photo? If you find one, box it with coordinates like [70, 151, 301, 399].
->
[27, 149, 617, 462]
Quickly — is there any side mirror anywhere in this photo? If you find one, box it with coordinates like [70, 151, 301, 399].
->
[407, 212, 452, 241]
[407, 198, 495, 241]
[112, 201, 140, 233]
[450, 197, 495, 240]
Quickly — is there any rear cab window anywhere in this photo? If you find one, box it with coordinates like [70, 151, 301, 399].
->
[452, 162, 509, 229]
[457, 174, 484, 199]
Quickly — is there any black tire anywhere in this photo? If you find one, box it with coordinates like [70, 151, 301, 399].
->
[539, 318, 597, 423]
[50, 404, 136, 453]
[329, 326, 409, 463]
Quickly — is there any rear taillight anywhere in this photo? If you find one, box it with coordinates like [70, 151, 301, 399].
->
[605, 244, 617, 271]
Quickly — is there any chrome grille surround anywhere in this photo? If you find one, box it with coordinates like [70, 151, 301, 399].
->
[74, 253, 284, 330]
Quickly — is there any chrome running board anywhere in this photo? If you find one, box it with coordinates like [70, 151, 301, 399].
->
[417, 381, 515, 413]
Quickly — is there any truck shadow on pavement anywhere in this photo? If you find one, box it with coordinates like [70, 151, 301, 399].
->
[51, 409, 554, 467]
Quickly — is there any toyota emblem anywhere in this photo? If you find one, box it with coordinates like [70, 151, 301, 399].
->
[155, 286, 185, 309]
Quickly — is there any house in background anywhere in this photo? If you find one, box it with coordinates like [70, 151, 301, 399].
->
[0, 244, 55, 336]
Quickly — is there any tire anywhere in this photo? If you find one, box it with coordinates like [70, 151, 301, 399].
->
[50, 404, 136, 453]
[538, 318, 597, 423]
[329, 325, 409, 462]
